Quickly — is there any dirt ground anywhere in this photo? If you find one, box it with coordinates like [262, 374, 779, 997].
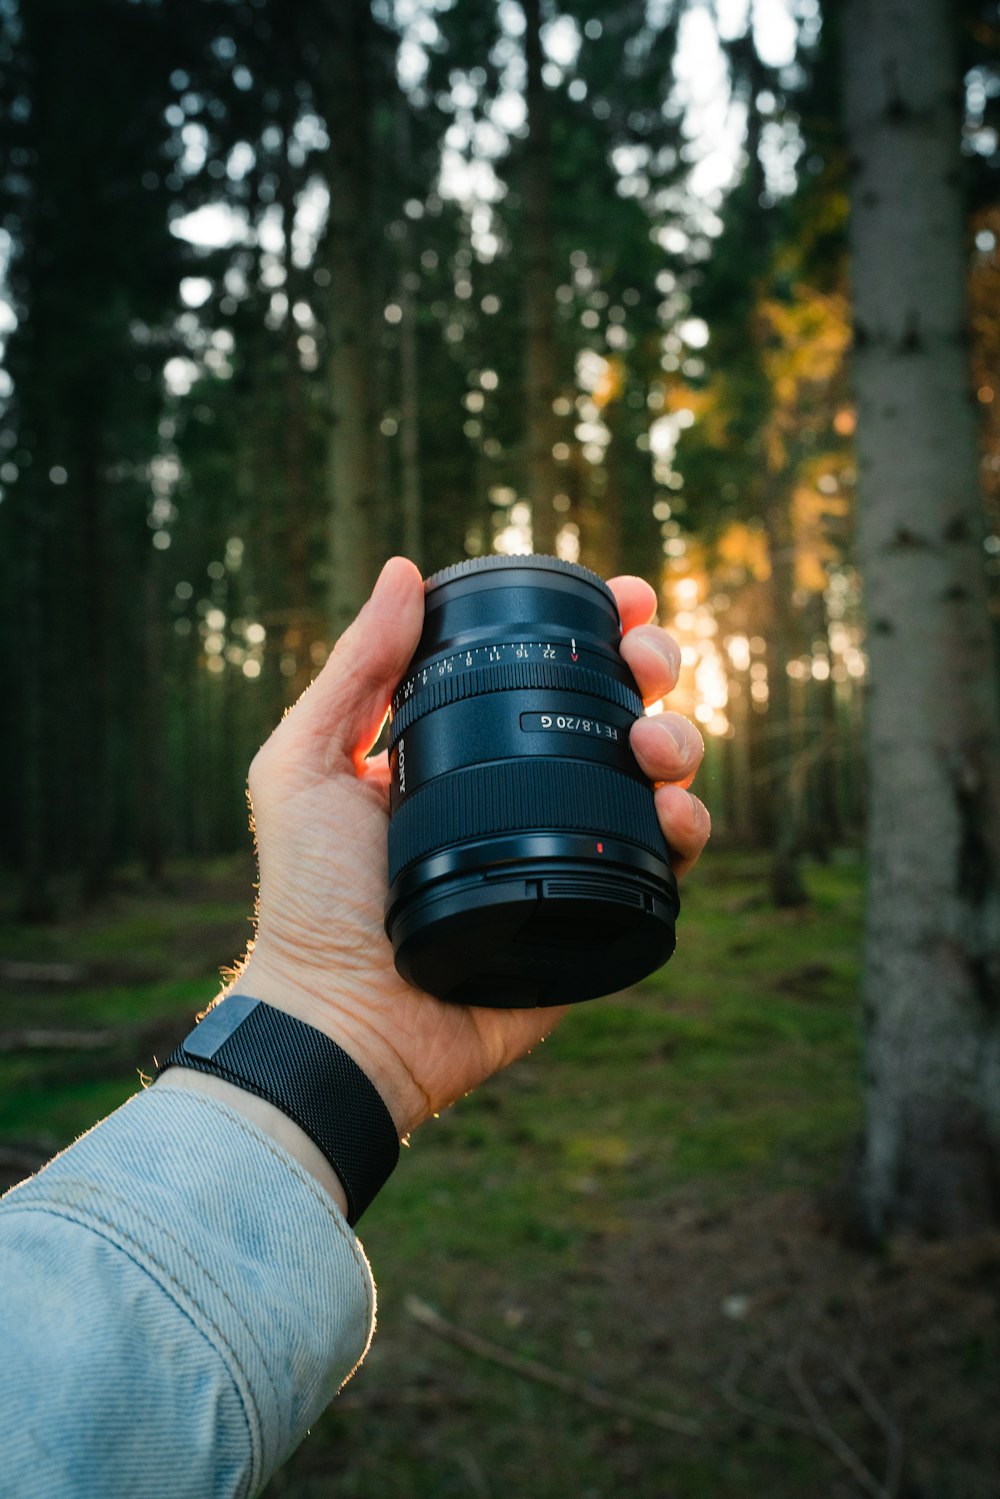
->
[293, 1184, 1000, 1499]
[596, 1187, 1000, 1498]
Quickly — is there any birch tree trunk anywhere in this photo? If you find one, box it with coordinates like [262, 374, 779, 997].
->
[842, 0, 1000, 1236]
[320, 0, 379, 637]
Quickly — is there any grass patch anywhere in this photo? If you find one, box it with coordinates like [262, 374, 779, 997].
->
[1, 846, 866, 1226]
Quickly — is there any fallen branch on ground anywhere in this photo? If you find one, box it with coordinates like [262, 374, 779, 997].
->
[833, 1351, 904, 1499]
[405, 1294, 702, 1437]
[0, 961, 86, 986]
[785, 1345, 896, 1499]
[719, 1340, 903, 1499]
[718, 1347, 815, 1436]
[0, 1028, 116, 1053]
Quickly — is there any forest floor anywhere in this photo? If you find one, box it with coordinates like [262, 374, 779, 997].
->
[1, 852, 997, 1499]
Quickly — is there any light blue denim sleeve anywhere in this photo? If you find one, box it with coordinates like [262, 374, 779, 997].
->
[0, 1084, 377, 1499]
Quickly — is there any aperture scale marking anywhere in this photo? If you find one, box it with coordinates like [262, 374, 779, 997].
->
[394, 639, 590, 708]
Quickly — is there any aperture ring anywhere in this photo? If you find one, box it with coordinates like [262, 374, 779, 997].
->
[388, 759, 666, 885]
[390, 661, 642, 746]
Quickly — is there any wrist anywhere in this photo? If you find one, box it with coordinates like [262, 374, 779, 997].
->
[157, 994, 400, 1224]
[232, 950, 427, 1138]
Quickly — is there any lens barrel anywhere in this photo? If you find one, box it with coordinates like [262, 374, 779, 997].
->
[385, 555, 679, 1006]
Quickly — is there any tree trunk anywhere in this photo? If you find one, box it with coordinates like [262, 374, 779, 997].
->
[722, 651, 755, 844]
[80, 438, 114, 905]
[279, 102, 319, 700]
[16, 498, 54, 920]
[522, 0, 560, 558]
[396, 101, 424, 572]
[320, 0, 379, 636]
[732, 24, 804, 893]
[139, 559, 167, 885]
[843, 0, 1000, 1236]
[804, 592, 842, 859]
[762, 498, 809, 906]
[598, 396, 624, 578]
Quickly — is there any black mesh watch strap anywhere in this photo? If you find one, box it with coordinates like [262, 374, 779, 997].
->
[157, 995, 400, 1225]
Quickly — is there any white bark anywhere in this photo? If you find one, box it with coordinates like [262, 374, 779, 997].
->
[843, 0, 1000, 1235]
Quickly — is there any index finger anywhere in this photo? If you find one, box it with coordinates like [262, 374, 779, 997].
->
[607, 575, 658, 633]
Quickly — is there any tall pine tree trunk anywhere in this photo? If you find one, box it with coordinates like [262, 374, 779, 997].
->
[763, 495, 808, 905]
[139, 557, 166, 884]
[279, 102, 317, 699]
[320, 0, 378, 636]
[398, 265, 424, 569]
[741, 44, 807, 906]
[16, 496, 53, 920]
[522, 0, 560, 557]
[80, 436, 114, 904]
[396, 100, 424, 572]
[843, 0, 1000, 1236]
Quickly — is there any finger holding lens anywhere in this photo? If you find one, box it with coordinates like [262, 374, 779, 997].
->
[606, 574, 658, 632]
[654, 784, 711, 878]
[619, 626, 682, 707]
[629, 711, 704, 791]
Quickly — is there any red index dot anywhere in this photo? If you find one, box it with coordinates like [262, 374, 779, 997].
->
[596, 842, 604, 853]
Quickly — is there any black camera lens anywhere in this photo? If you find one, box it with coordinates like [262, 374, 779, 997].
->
[384, 555, 679, 1006]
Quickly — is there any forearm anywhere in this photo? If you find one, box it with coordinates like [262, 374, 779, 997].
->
[0, 1085, 375, 1499]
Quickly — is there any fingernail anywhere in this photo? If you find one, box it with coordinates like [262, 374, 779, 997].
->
[664, 720, 690, 757]
[687, 791, 710, 834]
[634, 629, 680, 676]
[372, 557, 396, 596]
[653, 716, 693, 759]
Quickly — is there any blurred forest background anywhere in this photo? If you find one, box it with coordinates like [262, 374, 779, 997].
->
[0, 0, 909, 894]
[3, 0, 1000, 1198]
[2, 1, 1000, 1493]
[1, 0, 998, 885]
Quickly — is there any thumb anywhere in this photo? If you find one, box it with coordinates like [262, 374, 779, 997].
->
[282, 556, 425, 768]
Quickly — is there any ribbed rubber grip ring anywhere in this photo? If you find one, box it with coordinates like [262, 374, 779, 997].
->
[390, 660, 642, 746]
[388, 759, 665, 885]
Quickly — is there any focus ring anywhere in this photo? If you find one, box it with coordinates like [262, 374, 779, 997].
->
[390, 661, 642, 746]
[388, 759, 665, 884]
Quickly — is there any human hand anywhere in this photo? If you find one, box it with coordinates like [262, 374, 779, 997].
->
[233, 557, 709, 1138]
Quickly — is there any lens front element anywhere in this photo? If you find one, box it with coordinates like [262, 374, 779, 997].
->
[385, 555, 679, 1005]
